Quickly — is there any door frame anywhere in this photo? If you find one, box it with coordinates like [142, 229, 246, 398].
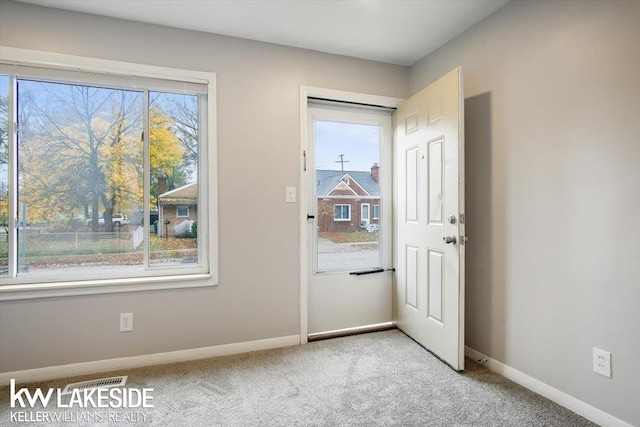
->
[299, 86, 403, 343]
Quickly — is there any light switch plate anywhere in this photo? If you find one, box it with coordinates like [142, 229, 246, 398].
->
[286, 186, 296, 203]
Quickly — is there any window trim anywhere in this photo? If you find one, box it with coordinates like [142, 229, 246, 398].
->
[334, 204, 351, 221]
[0, 47, 218, 300]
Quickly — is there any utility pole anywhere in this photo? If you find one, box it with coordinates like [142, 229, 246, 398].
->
[335, 154, 350, 171]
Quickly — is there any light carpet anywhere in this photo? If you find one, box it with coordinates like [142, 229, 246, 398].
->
[0, 329, 596, 426]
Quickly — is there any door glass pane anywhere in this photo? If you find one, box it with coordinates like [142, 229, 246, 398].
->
[0, 75, 7, 275]
[315, 120, 381, 272]
[149, 92, 199, 266]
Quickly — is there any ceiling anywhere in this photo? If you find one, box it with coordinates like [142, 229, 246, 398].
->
[16, 0, 510, 66]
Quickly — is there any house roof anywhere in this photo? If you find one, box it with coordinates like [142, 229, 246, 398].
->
[316, 170, 379, 197]
[158, 182, 197, 204]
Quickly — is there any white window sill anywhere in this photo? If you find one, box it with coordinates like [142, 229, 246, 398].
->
[0, 273, 217, 301]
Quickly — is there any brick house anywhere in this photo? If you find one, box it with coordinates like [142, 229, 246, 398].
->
[316, 164, 380, 233]
[158, 183, 197, 237]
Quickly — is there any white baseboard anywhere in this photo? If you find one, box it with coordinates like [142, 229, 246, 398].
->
[1, 335, 301, 386]
[465, 346, 632, 427]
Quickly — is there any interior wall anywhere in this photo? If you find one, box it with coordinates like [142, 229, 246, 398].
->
[409, 1, 640, 424]
[0, 1, 408, 372]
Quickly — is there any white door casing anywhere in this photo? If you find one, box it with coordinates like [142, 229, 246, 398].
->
[394, 67, 465, 370]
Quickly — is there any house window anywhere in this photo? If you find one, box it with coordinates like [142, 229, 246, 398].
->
[373, 204, 380, 220]
[177, 205, 190, 218]
[0, 49, 217, 297]
[334, 204, 351, 221]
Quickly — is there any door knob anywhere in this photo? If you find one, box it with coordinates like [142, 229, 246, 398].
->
[443, 235, 457, 244]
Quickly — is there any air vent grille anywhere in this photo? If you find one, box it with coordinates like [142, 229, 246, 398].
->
[61, 376, 128, 395]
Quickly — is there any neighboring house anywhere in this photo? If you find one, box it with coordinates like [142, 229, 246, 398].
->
[316, 164, 380, 233]
[157, 183, 197, 237]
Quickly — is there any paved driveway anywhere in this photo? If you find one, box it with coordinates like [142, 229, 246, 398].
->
[316, 237, 379, 271]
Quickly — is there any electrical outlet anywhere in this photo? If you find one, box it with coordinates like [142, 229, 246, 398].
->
[120, 313, 133, 332]
[593, 347, 611, 378]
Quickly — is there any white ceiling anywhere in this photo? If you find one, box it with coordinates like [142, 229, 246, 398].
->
[17, 0, 510, 66]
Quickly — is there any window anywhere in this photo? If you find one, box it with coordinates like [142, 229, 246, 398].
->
[176, 205, 190, 218]
[334, 204, 351, 221]
[373, 204, 380, 220]
[0, 48, 217, 298]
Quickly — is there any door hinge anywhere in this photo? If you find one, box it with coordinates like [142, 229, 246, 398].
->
[303, 150, 307, 171]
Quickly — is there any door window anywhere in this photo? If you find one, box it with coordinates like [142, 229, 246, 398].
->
[313, 118, 382, 272]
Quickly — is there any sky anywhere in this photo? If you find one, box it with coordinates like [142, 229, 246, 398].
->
[314, 120, 379, 172]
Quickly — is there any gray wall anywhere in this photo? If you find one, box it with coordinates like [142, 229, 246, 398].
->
[0, 1, 408, 369]
[410, 1, 639, 424]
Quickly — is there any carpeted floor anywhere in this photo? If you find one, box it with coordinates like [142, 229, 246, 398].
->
[0, 329, 596, 426]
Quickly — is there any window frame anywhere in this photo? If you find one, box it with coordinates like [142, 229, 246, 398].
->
[334, 204, 351, 221]
[0, 47, 218, 300]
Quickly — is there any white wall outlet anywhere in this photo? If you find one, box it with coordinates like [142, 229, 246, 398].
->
[120, 313, 133, 332]
[593, 347, 611, 378]
[286, 186, 296, 203]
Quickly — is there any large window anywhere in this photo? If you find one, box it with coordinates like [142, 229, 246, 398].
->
[0, 49, 217, 297]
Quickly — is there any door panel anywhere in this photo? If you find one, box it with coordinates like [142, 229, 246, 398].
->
[394, 67, 465, 370]
[405, 145, 419, 223]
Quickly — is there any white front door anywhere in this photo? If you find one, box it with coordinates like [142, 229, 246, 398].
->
[394, 67, 465, 370]
[307, 103, 393, 337]
[361, 203, 370, 227]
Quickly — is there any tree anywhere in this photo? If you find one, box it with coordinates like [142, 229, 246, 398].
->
[0, 91, 7, 165]
[149, 106, 186, 206]
[17, 82, 143, 231]
[10, 81, 189, 233]
[167, 95, 198, 171]
[16, 81, 186, 234]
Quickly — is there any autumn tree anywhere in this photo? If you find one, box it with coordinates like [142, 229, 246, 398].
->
[16, 82, 141, 231]
[10, 79, 190, 233]
[17, 81, 187, 232]
[149, 105, 186, 206]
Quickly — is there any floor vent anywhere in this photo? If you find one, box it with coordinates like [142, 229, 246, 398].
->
[61, 376, 128, 395]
